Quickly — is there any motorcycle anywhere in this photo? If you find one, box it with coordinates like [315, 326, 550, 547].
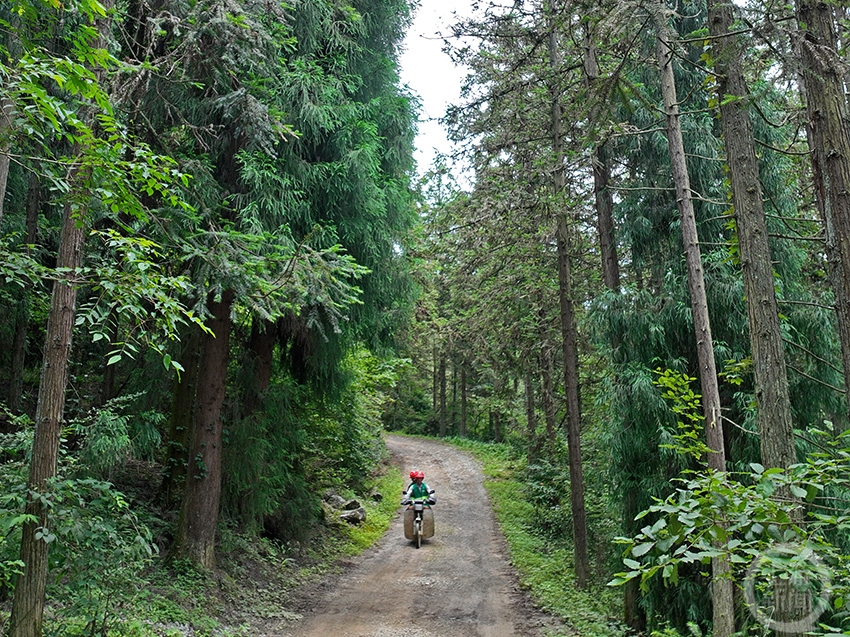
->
[401, 490, 435, 549]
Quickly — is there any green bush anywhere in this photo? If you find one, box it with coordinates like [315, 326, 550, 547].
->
[523, 459, 574, 542]
[74, 394, 165, 477]
[223, 350, 404, 541]
[0, 412, 158, 634]
[223, 378, 321, 540]
[611, 433, 850, 636]
[301, 349, 395, 489]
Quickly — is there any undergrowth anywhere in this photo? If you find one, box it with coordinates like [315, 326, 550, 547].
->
[0, 465, 402, 637]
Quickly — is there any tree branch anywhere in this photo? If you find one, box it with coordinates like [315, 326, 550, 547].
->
[784, 338, 844, 376]
[787, 363, 846, 394]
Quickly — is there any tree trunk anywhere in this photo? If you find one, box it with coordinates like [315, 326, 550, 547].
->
[432, 342, 438, 411]
[160, 326, 203, 510]
[451, 359, 457, 429]
[244, 319, 277, 417]
[9, 171, 40, 413]
[9, 306, 29, 414]
[584, 26, 632, 620]
[439, 354, 447, 437]
[172, 290, 235, 569]
[525, 369, 537, 461]
[9, 186, 87, 637]
[653, 0, 726, 469]
[460, 365, 467, 437]
[623, 486, 646, 631]
[555, 220, 591, 589]
[9, 0, 114, 625]
[549, 16, 591, 589]
[797, 0, 850, 431]
[582, 34, 620, 292]
[541, 344, 557, 454]
[593, 143, 620, 290]
[0, 96, 14, 225]
[708, 0, 796, 504]
[653, 1, 733, 632]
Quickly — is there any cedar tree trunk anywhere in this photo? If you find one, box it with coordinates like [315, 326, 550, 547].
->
[9, 192, 87, 637]
[797, 0, 850, 431]
[439, 354, 447, 437]
[708, 0, 796, 494]
[525, 369, 537, 461]
[582, 35, 620, 291]
[9, 171, 40, 413]
[460, 364, 467, 437]
[244, 319, 277, 417]
[432, 342, 438, 411]
[653, 1, 733, 632]
[0, 96, 13, 224]
[549, 18, 591, 588]
[172, 289, 235, 569]
[540, 343, 557, 454]
[9, 0, 113, 625]
[161, 325, 203, 509]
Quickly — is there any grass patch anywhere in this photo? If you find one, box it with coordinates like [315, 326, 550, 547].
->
[444, 436, 624, 637]
[337, 465, 403, 553]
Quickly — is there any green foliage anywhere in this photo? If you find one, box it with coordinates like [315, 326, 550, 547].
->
[0, 422, 34, 598]
[381, 357, 431, 433]
[74, 395, 164, 476]
[524, 459, 575, 543]
[654, 369, 713, 463]
[650, 623, 703, 637]
[610, 429, 850, 636]
[77, 229, 208, 372]
[42, 477, 158, 636]
[0, 0, 208, 380]
[0, 445, 158, 633]
[116, 559, 236, 636]
[223, 349, 403, 539]
[223, 379, 320, 540]
[301, 349, 396, 489]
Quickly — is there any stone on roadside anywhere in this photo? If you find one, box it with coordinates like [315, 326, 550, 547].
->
[324, 493, 347, 509]
[339, 507, 367, 524]
[342, 498, 362, 510]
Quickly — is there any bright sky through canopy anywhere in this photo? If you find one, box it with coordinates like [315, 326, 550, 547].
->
[399, 0, 472, 177]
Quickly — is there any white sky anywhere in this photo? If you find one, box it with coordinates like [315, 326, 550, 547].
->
[399, 0, 472, 178]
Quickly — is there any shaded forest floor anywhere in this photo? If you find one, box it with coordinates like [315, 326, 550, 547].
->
[141, 478, 403, 636]
[0, 460, 405, 636]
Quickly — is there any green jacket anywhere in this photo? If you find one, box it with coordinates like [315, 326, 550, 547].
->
[406, 482, 431, 500]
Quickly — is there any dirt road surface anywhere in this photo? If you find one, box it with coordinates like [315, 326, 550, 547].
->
[281, 435, 563, 637]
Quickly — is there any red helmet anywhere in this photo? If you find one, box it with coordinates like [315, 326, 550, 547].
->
[410, 470, 424, 480]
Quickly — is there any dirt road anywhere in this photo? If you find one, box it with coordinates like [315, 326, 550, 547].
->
[281, 435, 561, 637]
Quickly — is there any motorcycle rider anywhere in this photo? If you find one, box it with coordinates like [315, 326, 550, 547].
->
[402, 470, 436, 505]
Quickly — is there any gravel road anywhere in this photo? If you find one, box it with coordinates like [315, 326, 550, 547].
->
[280, 434, 563, 637]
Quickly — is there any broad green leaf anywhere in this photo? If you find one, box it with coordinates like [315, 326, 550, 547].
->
[632, 542, 655, 558]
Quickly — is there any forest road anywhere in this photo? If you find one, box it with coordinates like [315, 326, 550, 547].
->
[279, 434, 561, 637]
